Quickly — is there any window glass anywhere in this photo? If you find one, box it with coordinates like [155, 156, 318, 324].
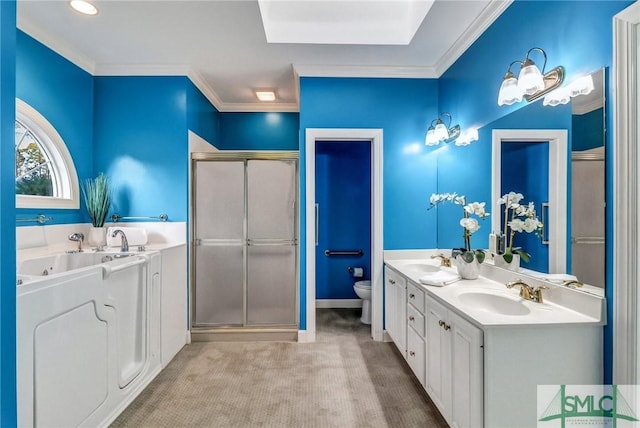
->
[15, 99, 79, 209]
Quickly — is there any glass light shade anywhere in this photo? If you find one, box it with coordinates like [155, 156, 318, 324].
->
[517, 62, 545, 95]
[497, 76, 523, 106]
[569, 75, 594, 97]
[543, 87, 570, 106]
[433, 121, 448, 141]
[425, 128, 438, 146]
[455, 129, 479, 147]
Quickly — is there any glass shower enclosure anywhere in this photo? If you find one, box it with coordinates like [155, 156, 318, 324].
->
[191, 152, 298, 332]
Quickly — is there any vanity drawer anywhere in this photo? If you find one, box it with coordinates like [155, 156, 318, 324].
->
[407, 303, 425, 337]
[407, 282, 425, 313]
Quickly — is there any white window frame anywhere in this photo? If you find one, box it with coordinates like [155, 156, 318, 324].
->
[15, 99, 79, 209]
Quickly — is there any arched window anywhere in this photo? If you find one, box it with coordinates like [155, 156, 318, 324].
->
[15, 99, 79, 209]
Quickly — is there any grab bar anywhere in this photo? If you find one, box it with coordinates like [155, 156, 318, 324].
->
[324, 249, 363, 256]
[17, 214, 52, 225]
[111, 213, 168, 223]
[572, 236, 605, 244]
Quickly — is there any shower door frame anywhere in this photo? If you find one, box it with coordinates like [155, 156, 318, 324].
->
[190, 151, 299, 330]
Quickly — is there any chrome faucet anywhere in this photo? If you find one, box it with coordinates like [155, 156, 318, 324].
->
[111, 229, 129, 252]
[506, 279, 547, 303]
[68, 232, 84, 252]
[431, 253, 452, 267]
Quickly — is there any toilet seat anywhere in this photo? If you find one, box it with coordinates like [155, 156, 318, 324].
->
[354, 280, 371, 289]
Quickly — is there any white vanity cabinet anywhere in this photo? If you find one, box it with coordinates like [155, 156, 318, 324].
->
[384, 266, 406, 355]
[426, 295, 483, 428]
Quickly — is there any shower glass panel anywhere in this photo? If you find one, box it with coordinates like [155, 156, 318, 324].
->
[246, 159, 297, 325]
[193, 160, 245, 327]
[247, 246, 297, 325]
[192, 154, 298, 329]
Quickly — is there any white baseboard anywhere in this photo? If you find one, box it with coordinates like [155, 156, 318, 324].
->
[315, 299, 363, 308]
[297, 330, 316, 343]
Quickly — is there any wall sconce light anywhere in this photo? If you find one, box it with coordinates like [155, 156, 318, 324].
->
[455, 129, 479, 146]
[497, 48, 565, 106]
[543, 73, 595, 106]
[425, 113, 461, 146]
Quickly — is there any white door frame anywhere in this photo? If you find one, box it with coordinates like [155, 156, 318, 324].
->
[492, 129, 568, 273]
[303, 128, 384, 342]
[613, 2, 640, 385]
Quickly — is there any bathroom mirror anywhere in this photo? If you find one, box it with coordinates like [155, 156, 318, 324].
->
[491, 68, 605, 296]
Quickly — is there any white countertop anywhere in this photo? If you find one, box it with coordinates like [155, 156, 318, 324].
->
[384, 251, 605, 328]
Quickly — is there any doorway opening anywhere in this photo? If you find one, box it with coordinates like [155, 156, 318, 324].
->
[304, 129, 384, 343]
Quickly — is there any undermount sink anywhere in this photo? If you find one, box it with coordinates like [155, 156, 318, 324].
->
[457, 291, 531, 316]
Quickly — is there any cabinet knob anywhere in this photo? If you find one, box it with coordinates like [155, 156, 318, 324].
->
[443, 323, 451, 331]
[409, 316, 415, 322]
[409, 293, 415, 299]
[438, 320, 445, 327]
[389, 279, 396, 285]
[409, 351, 415, 357]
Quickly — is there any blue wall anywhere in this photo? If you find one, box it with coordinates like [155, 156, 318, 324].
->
[0, 2, 17, 424]
[299, 77, 439, 328]
[187, 81, 220, 146]
[437, 0, 631, 383]
[94, 76, 190, 223]
[219, 112, 299, 150]
[315, 141, 372, 299]
[16, 31, 94, 225]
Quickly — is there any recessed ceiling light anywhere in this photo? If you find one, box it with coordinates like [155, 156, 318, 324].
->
[255, 91, 276, 102]
[69, 0, 99, 16]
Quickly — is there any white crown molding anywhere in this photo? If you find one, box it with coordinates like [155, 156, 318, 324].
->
[217, 102, 299, 113]
[17, 19, 96, 75]
[434, 0, 514, 76]
[186, 70, 225, 111]
[294, 64, 438, 78]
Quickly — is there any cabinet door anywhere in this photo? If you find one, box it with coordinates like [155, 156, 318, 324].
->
[426, 296, 452, 421]
[450, 312, 484, 428]
[385, 267, 406, 355]
[407, 325, 426, 386]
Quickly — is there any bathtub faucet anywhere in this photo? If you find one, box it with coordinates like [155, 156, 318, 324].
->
[111, 229, 129, 252]
[68, 232, 84, 252]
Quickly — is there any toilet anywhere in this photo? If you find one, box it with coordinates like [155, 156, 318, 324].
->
[353, 280, 372, 325]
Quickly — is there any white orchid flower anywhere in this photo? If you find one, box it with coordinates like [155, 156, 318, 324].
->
[500, 191, 524, 208]
[429, 193, 439, 205]
[464, 202, 489, 218]
[460, 217, 480, 234]
[508, 218, 525, 232]
[523, 217, 542, 233]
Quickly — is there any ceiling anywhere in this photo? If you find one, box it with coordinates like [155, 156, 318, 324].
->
[17, 0, 512, 112]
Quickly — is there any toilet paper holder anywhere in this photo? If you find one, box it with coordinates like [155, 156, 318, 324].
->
[348, 266, 364, 277]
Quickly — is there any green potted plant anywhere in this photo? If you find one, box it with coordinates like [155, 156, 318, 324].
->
[429, 192, 490, 279]
[81, 173, 111, 248]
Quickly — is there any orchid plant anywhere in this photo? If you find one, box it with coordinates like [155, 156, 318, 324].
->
[497, 191, 544, 263]
[429, 193, 490, 263]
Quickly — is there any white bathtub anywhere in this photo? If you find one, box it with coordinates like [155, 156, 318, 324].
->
[17, 250, 162, 428]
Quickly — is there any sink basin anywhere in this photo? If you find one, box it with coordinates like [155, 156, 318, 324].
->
[457, 291, 531, 316]
[402, 263, 440, 274]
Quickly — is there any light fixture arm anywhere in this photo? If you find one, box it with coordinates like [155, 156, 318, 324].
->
[439, 112, 452, 129]
[525, 47, 547, 74]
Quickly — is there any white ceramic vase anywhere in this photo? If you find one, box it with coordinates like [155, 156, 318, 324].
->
[495, 254, 521, 272]
[455, 254, 480, 280]
[88, 226, 107, 248]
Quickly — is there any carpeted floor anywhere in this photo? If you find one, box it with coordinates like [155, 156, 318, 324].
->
[110, 308, 448, 428]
